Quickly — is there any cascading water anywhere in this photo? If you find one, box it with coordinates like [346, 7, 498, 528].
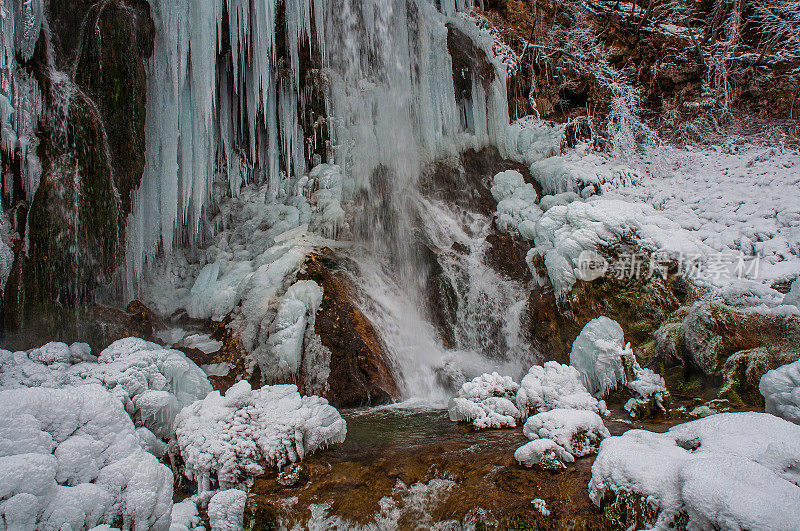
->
[120, 0, 529, 402]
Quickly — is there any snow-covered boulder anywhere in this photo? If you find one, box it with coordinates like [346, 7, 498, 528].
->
[0, 385, 173, 530]
[522, 409, 610, 458]
[514, 438, 574, 470]
[447, 372, 521, 429]
[208, 489, 247, 531]
[589, 412, 800, 530]
[515, 361, 607, 418]
[569, 317, 633, 396]
[760, 360, 800, 425]
[0, 338, 213, 440]
[175, 381, 346, 491]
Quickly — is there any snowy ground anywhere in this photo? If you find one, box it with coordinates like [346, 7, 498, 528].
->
[604, 143, 800, 299]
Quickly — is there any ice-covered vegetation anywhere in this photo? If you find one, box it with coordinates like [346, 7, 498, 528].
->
[589, 413, 800, 529]
[0, 385, 173, 530]
[448, 372, 522, 429]
[515, 361, 607, 417]
[175, 380, 346, 491]
[0, 338, 213, 439]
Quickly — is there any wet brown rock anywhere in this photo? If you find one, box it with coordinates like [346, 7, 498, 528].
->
[298, 250, 399, 407]
[525, 245, 686, 366]
[421, 146, 538, 217]
[484, 231, 531, 282]
[89, 299, 167, 344]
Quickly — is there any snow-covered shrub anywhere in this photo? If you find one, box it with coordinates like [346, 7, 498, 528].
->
[0, 385, 173, 530]
[624, 366, 669, 418]
[448, 372, 521, 429]
[514, 438, 574, 470]
[569, 317, 633, 396]
[752, 0, 800, 57]
[208, 489, 247, 531]
[589, 413, 800, 529]
[174, 381, 346, 492]
[759, 360, 800, 425]
[169, 499, 201, 531]
[522, 409, 610, 458]
[515, 361, 607, 418]
[0, 337, 213, 440]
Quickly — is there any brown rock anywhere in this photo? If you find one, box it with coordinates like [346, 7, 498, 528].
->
[298, 250, 399, 407]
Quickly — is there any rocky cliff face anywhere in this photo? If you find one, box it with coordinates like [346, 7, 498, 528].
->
[3, 0, 154, 331]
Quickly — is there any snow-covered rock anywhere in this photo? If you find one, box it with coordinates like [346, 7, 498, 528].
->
[589, 412, 800, 530]
[447, 372, 521, 429]
[175, 381, 346, 491]
[514, 438, 574, 470]
[522, 409, 610, 458]
[0, 338, 213, 440]
[760, 360, 800, 425]
[530, 197, 711, 300]
[515, 361, 607, 418]
[569, 317, 633, 396]
[0, 385, 173, 530]
[208, 489, 247, 531]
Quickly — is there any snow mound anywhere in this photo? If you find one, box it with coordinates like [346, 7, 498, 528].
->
[589, 412, 800, 530]
[0, 338, 213, 440]
[490, 170, 541, 240]
[522, 409, 610, 458]
[514, 438, 574, 470]
[569, 317, 633, 396]
[175, 381, 346, 491]
[0, 385, 173, 530]
[447, 372, 521, 429]
[760, 360, 800, 425]
[515, 361, 607, 418]
[208, 489, 246, 531]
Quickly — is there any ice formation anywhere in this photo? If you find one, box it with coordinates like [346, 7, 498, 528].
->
[515, 361, 607, 418]
[447, 372, 521, 429]
[522, 409, 610, 458]
[0, 385, 173, 530]
[490, 170, 541, 240]
[589, 412, 800, 529]
[0, 338, 213, 439]
[208, 489, 247, 531]
[569, 317, 633, 396]
[169, 500, 200, 531]
[759, 360, 800, 425]
[174, 381, 346, 491]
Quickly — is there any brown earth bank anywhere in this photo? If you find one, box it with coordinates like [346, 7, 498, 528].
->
[243, 408, 705, 530]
